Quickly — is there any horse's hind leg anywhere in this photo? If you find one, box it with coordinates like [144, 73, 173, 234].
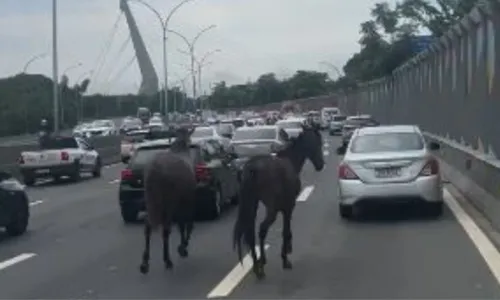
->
[281, 209, 293, 269]
[162, 223, 174, 269]
[139, 221, 152, 274]
[177, 221, 188, 258]
[258, 209, 277, 266]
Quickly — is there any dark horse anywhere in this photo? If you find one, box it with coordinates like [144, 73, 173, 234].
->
[139, 126, 197, 274]
[233, 124, 325, 279]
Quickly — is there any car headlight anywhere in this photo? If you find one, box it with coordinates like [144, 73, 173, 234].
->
[0, 178, 25, 191]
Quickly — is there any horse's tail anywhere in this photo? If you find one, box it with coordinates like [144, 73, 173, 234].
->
[233, 163, 259, 264]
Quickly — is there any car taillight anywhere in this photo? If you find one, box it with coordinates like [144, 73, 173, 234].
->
[18, 156, 24, 164]
[61, 151, 69, 161]
[338, 163, 359, 180]
[419, 158, 439, 176]
[121, 168, 133, 181]
[195, 163, 211, 181]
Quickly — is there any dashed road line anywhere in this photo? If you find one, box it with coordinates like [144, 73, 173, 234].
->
[445, 188, 500, 285]
[0, 253, 36, 271]
[207, 244, 270, 299]
[109, 179, 120, 184]
[323, 150, 330, 156]
[297, 185, 315, 202]
[29, 200, 44, 207]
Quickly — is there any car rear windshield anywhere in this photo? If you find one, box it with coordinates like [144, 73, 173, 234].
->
[350, 132, 424, 153]
[191, 127, 214, 138]
[130, 146, 199, 168]
[233, 128, 277, 140]
[333, 115, 346, 121]
[124, 131, 147, 143]
[277, 121, 302, 129]
[42, 137, 79, 149]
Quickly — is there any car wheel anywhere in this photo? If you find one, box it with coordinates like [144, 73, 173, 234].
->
[92, 157, 102, 178]
[120, 205, 139, 223]
[339, 204, 354, 220]
[427, 202, 443, 217]
[23, 176, 35, 186]
[207, 186, 222, 220]
[6, 201, 29, 236]
[70, 161, 81, 182]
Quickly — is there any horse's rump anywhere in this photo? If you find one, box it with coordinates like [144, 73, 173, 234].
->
[144, 153, 196, 229]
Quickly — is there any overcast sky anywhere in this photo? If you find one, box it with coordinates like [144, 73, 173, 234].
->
[0, 0, 398, 96]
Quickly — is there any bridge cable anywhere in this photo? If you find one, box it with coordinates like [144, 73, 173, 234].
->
[88, 12, 123, 90]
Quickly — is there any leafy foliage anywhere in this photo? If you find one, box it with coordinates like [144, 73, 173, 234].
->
[342, 0, 479, 83]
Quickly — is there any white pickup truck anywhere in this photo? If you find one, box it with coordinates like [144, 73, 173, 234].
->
[18, 136, 102, 186]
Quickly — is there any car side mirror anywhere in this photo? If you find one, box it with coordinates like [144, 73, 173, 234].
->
[336, 146, 346, 155]
[428, 141, 440, 151]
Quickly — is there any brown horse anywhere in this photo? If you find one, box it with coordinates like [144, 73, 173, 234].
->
[139, 127, 197, 274]
[233, 124, 325, 279]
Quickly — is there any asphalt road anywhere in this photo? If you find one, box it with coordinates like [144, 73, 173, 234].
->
[0, 136, 499, 299]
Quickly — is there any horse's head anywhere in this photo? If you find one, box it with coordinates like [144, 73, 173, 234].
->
[292, 123, 324, 171]
[171, 126, 195, 150]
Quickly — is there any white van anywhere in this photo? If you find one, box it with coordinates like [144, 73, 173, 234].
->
[321, 107, 340, 129]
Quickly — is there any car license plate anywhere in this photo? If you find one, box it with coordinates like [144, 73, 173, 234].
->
[35, 169, 50, 174]
[375, 167, 401, 178]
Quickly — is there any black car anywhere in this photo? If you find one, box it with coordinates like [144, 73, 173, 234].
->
[0, 171, 30, 236]
[118, 138, 240, 223]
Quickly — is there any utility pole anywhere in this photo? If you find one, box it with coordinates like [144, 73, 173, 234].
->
[52, 0, 59, 133]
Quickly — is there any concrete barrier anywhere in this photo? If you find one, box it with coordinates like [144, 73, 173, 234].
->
[0, 135, 122, 179]
[424, 133, 500, 231]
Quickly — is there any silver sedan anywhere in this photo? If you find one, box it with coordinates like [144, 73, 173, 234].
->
[336, 125, 443, 219]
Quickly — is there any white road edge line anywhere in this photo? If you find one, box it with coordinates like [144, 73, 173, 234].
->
[29, 200, 43, 207]
[207, 244, 270, 299]
[444, 188, 500, 285]
[0, 253, 36, 271]
[296, 185, 315, 202]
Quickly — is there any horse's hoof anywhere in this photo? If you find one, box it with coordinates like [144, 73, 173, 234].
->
[165, 260, 173, 269]
[178, 245, 188, 258]
[139, 264, 149, 274]
[255, 269, 266, 280]
[282, 260, 293, 269]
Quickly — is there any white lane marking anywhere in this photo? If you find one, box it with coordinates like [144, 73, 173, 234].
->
[323, 142, 329, 148]
[323, 150, 330, 156]
[296, 185, 314, 202]
[105, 163, 121, 169]
[445, 188, 500, 285]
[29, 200, 43, 207]
[0, 253, 36, 271]
[207, 244, 270, 299]
[109, 179, 120, 184]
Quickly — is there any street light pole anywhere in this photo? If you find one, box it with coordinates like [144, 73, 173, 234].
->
[52, 0, 59, 133]
[195, 49, 220, 110]
[23, 53, 48, 73]
[319, 61, 343, 79]
[167, 25, 216, 103]
[130, 0, 194, 123]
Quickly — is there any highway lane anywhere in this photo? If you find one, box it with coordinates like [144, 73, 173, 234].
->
[0, 137, 498, 298]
